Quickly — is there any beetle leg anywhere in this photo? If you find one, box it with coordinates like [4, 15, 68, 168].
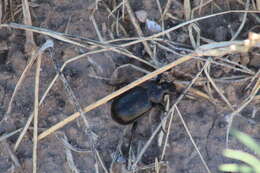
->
[157, 103, 166, 112]
[111, 64, 150, 85]
[116, 64, 150, 75]
[88, 73, 129, 91]
[127, 121, 138, 157]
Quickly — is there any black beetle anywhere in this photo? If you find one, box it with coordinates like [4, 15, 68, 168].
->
[111, 81, 175, 125]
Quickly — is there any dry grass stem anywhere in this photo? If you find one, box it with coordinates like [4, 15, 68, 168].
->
[155, 157, 159, 173]
[175, 82, 216, 102]
[14, 54, 91, 151]
[60, 133, 80, 173]
[156, 0, 162, 15]
[107, 1, 123, 18]
[14, 40, 54, 151]
[184, 0, 191, 20]
[246, 70, 260, 91]
[90, 15, 105, 43]
[132, 161, 167, 172]
[218, 56, 254, 74]
[50, 42, 90, 129]
[64, 15, 72, 34]
[109, 127, 128, 172]
[175, 106, 211, 173]
[5, 23, 156, 68]
[0, 1, 2, 23]
[195, 56, 254, 75]
[160, 109, 174, 160]
[155, 41, 191, 56]
[121, 0, 126, 20]
[257, 0, 260, 10]
[203, 61, 243, 149]
[204, 61, 234, 109]
[204, 61, 253, 147]
[124, 0, 153, 58]
[2, 47, 40, 126]
[188, 23, 201, 48]
[250, 73, 260, 95]
[132, 60, 211, 170]
[2, 10, 259, 69]
[225, 77, 260, 148]
[14, 108, 34, 151]
[32, 47, 42, 173]
[2, 140, 21, 167]
[156, 41, 254, 75]
[230, 0, 249, 41]
[103, 3, 128, 37]
[161, 0, 172, 20]
[0, 128, 22, 142]
[198, 0, 204, 15]
[49, 43, 109, 172]
[53, 50, 109, 173]
[120, 10, 260, 47]
[56, 133, 90, 153]
[95, 149, 109, 173]
[132, 119, 163, 169]
[161, 60, 211, 160]
[22, 0, 36, 53]
[158, 0, 172, 40]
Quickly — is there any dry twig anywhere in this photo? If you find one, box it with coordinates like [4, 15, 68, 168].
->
[124, 0, 153, 59]
[14, 40, 54, 151]
[32, 45, 42, 173]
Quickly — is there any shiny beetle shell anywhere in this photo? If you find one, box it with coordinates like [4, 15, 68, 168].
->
[111, 81, 175, 125]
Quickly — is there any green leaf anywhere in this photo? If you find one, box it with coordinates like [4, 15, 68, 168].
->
[219, 163, 253, 173]
[223, 149, 260, 172]
[231, 129, 260, 155]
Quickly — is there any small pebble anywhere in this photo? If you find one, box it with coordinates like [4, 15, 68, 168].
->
[146, 19, 162, 33]
[135, 10, 147, 23]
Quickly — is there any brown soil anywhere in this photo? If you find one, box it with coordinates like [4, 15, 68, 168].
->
[0, 0, 259, 173]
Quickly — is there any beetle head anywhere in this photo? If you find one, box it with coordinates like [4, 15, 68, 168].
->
[160, 82, 175, 93]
